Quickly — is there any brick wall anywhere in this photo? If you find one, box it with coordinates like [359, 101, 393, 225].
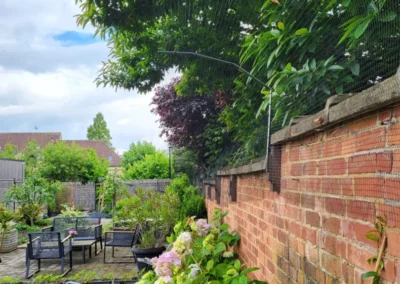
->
[206, 104, 400, 283]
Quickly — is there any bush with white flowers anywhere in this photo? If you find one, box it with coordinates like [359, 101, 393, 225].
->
[137, 209, 268, 284]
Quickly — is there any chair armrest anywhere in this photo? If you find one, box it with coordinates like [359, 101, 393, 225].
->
[94, 224, 102, 238]
[41, 226, 53, 232]
[61, 235, 71, 243]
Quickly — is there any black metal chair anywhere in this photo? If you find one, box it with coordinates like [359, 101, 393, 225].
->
[76, 217, 102, 254]
[104, 229, 138, 263]
[42, 217, 77, 234]
[26, 232, 72, 279]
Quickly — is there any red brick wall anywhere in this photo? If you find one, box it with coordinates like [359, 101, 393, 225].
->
[206, 105, 400, 283]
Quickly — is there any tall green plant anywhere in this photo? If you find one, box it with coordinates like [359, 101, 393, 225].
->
[165, 175, 206, 220]
[115, 188, 179, 248]
[5, 174, 61, 225]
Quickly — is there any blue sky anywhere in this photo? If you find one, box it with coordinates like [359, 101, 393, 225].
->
[53, 31, 100, 46]
[0, 0, 175, 153]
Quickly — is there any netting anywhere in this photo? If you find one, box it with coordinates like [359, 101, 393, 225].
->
[76, 0, 400, 226]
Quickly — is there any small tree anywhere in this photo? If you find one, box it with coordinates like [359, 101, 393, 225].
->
[22, 140, 42, 176]
[5, 174, 62, 225]
[124, 152, 170, 180]
[0, 143, 18, 159]
[40, 141, 109, 183]
[121, 141, 157, 171]
[87, 112, 113, 148]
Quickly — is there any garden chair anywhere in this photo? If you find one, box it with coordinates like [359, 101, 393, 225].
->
[26, 232, 72, 279]
[42, 217, 77, 236]
[76, 217, 103, 254]
[103, 228, 139, 263]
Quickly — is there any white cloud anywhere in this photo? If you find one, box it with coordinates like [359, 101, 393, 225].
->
[0, 0, 180, 152]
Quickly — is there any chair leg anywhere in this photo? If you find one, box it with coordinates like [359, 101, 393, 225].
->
[25, 258, 30, 279]
[104, 246, 106, 263]
[60, 256, 72, 277]
[70, 250, 73, 270]
[112, 246, 115, 258]
[26, 258, 40, 279]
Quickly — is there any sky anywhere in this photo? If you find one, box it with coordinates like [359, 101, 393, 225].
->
[0, 0, 175, 154]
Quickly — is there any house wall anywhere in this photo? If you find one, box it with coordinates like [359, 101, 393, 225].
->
[206, 104, 400, 283]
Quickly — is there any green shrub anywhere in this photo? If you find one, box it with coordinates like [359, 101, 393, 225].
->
[34, 218, 52, 227]
[0, 276, 21, 284]
[14, 223, 41, 232]
[59, 204, 85, 217]
[165, 174, 206, 220]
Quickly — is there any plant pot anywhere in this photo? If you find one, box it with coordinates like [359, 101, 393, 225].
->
[131, 246, 165, 272]
[0, 229, 18, 253]
[48, 211, 59, 218]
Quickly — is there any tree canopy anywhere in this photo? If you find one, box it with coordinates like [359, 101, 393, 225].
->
[40, 141, 109, 183]
[87, 112, 113, 148]
[121, 141, 157, 171]
[121, 141, 170, 180]
[124, 151, 170, 180]
[77, 0, 400, 169]
[0, 143, 18, 159]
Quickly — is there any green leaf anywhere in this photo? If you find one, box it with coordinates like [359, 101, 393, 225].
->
[365, 232, 379, 242]
[285, 63, 292, 71]
[380, 11, 397, 22]
[350, 62, 360, 76]
[354, 19, 372, 39]
[321, 84, 331, 95]
[294, 28, 309, 36]
[234, 260, 241, 270]
[343, 0, 351, 7]
[362, 271, 379, 280]
[335, 84, 344, 95]
[270, 29, 281, 37]
[220, 223, 229, 231]
[328, 65, 344, 71]
[277, 21, 285, 30]
[206, 260, 214, 271]
[238, 275, 248, 284]
[215, 263, 230, 277]
[213, 242, 227, 256]
[367, 256, 377, 264]
[240, 267, 259, 276]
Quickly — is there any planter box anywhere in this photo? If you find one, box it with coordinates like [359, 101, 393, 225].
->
[0, 229, 18, 253]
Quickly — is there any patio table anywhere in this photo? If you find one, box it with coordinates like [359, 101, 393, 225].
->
[72, 239, 97, 264]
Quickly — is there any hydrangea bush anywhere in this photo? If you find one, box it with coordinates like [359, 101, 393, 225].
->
[137, 209, 267, 284]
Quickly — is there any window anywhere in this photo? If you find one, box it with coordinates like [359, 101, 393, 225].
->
[108, 156, 112, 162]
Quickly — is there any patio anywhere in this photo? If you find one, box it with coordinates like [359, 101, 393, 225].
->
[0, 246, 137, 279]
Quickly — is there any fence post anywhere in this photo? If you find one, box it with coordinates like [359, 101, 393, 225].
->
[13, 178, 16, 212]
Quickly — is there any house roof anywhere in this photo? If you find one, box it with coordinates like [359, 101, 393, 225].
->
[0, 132, 62, 151]
[65, 140, 122, 167]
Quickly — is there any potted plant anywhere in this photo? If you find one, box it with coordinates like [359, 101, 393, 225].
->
[115, 188, 179, 271]
[0, 204, 17, 254]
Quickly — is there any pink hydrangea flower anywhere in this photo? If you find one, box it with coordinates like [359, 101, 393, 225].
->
[195, 219, 212, 236]
[151, 251, 181, 282]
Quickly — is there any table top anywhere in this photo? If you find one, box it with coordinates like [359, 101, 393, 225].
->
[72, 240, 96, 247]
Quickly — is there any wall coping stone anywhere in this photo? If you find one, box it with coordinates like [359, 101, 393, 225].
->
[217, 69, 400, 176]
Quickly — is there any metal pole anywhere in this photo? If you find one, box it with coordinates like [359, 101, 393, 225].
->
[168, 147, 172, 179]
[158, 51, 273, 172]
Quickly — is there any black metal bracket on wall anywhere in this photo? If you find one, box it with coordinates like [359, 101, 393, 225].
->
[215, 177, 222, 205]
[229, 175, 237, 202]
[267, 145, 282, 192]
